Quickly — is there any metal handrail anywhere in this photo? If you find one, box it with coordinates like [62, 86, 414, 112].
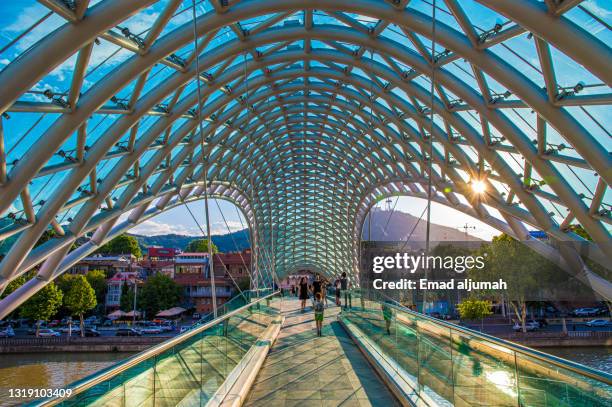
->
[32, 290, 280, 406]
[351, 289, 612, 386]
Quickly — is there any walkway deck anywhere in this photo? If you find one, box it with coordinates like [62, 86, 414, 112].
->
[245, 297, 400, 407]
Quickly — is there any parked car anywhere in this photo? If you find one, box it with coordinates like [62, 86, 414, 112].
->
[573, 308, 599, 317]
[83, 328, 101, 337]
[536, 319, 548, 327]
[38, 329, 61, 337]
[159, 322, 175, 332]
[0, 326, 15, 337]
[513, 321, 539, 332]
[179, 326, 191, 334]
[141, 326, 164, 335]
[27, 323, 48, 335]
[192, 313, 201, 319]
[586, 319, 609, 327]
[115, 328, 142, 337]
[526, 320, 541, 328]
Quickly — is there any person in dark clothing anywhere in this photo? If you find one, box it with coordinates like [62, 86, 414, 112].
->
[340, 272, 352, 310]
[298, 277, 309, 312]
[382, 301, 393, 335]
[312, 274, 322, 299]
[334, 278, 341, 306]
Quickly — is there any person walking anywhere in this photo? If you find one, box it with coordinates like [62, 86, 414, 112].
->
[314, 292, 324, 337]
[382, 301, 392, 335]
[298, 277, 309, 312]
[312, 274, 322, 299]
[335, 277, 341, 306]
[340, 272, 352, 310]
[322, 280, 329, 307]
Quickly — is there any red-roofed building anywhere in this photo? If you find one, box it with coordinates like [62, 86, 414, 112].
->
[173, 252, 237, 313]
[147, 247, 180, 260]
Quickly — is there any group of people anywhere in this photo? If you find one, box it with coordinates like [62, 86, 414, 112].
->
[290, 272, 352, 337]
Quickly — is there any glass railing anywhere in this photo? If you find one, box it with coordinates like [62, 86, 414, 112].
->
[340, 289, 612, 407]
[28, 290, 281, 407]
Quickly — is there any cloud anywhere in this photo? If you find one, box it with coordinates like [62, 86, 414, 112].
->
[3, 4, 64, 51]
[0, 4, 160, 87]
[211, 220, 244, 234]
[130, 219, 201, 236]
[126, 218, 246, 237]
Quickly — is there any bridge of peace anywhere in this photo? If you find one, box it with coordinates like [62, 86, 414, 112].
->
[0, 0, 610, 406]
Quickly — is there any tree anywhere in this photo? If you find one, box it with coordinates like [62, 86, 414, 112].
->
[120, 281, 135, 312]
[138, 274, 182, 318]
[470, 234, 556, 332]
[567, 224, 612, 317]
[97, 234, 142, 258]
[0, 274, 28, 320]
[0, 274, 27, 300]
[19, 282, 63, 336]
[457, 298, 492, 331]
[63, 275, 97, 337]
[185, 239, 218, 253]
[86, 269, 108, 306]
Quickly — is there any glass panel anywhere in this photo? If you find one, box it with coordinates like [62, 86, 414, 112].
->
[516, 353, 612, 407]
[30, 291, 280, 406]
[451, 330, 517, 406]
[340, 290, 612, 407]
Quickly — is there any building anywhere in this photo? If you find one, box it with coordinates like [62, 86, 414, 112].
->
[147, 247, 180, 260]
[68, 253, 140, 277]
[214, 249, 252, 281]
[139, 247, 178, 277]
[173, 252, 234, 314]
[105, 271, 141, 310]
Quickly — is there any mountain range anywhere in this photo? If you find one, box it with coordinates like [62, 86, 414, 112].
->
[362, 209, 482, 242]
[129, 209, 481, 252]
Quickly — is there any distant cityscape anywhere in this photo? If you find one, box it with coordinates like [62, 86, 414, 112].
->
[73, 246, 252, 315]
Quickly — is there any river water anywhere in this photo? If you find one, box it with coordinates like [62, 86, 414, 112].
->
[0, 352, 131, 406]
[538, 346, 612, 374]
[0, 347, 609, 405]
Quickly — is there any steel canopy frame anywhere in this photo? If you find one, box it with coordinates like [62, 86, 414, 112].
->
[0, 0, 609, 317]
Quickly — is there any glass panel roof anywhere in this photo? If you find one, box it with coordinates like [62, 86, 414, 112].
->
[0, 0, 609, 310]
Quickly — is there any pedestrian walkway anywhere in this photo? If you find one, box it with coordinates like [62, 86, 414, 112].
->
[244, 297, 400, 406]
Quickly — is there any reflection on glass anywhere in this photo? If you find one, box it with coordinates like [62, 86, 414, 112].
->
[340, 289, 611, 407]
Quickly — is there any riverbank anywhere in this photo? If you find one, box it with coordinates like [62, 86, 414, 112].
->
[494, 330, 612, 347]
[0, 336, 170, 353]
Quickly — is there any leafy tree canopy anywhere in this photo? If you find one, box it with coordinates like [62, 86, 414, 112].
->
[120, 281, 135, 312]
[63, 275, 97, 317]
[470, 233, 557, 331]
[185, 238, 218, 253]
[457, 298, 492, 321]
[85, 269, 108, 304]
[97, 234, 142, 258]
[138, 274, 182, 318]
[0, 274, 27, 300]
[20, 282, 63, 331]
[63, 275, 97, 336]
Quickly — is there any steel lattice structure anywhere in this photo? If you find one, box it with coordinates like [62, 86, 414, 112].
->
[0, 0, 610, 317]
